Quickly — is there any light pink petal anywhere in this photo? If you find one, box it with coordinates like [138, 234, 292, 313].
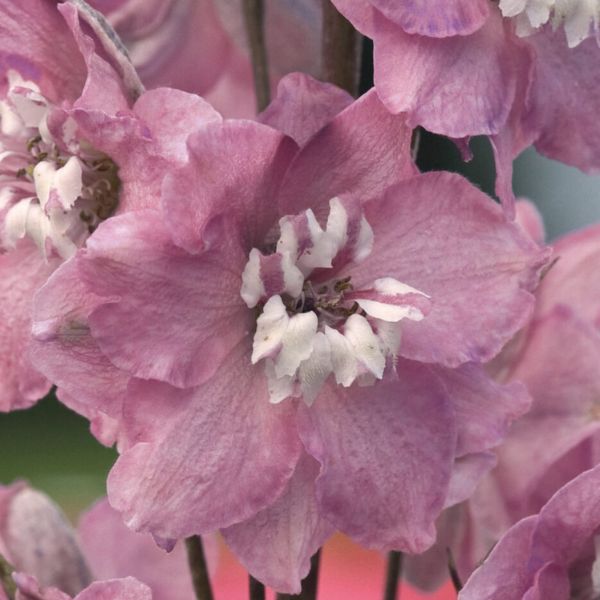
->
[433, 363, 531, 456]
[0, 241, 54, 412]
[0, 485, 91, 596]
[29, 258, 129, 447]
[78, 499, 215, 600]
[222, 454, 334, 594]
[74, 578, 152, 600]
[12, 573, 70, 600]
[298, 360, 456, 553]
[258, 73, 353, 147]
[57, 3, 135, 113]
[494, 308, 600, 515]
[330, 0, 375, 35]
[348, 172, 549, 367]
[535, 222, 600, 326]
[522, 564, 570, 600]
[373, 9, 524, 137]
[162, 120, 298, 254]
[444, 452, 497, 508]
[369, 0, 489, 37]
[528, 29, 600, 173]
[0, 0, 87, 103]
[459, 516, 537, 599]
[278, 88, 415, 218]
[77, 210, 249, 388]
[515, 199, 546, 245]
[107, 344, 302, 539]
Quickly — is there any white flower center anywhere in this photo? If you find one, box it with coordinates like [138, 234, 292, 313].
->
[0, 70, 119, 260]
[241, 198, 431, 405]
[500, 0, 600, 47]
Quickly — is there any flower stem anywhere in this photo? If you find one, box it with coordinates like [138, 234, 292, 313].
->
[383, 551, 403, 600]
[321, 0, 359, 95]
[276, 549, 322, 600]
[446, 547, 464, 592]
[0, 553, 16, 600]
[249, 575, 266, 600]
[242, 0, 270, 111]
[185, 536, 214, 600]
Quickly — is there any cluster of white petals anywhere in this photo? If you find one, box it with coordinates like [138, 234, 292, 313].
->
[500, 0, 600, 47]
[0, 71, 118, 260]
[241, 198, 430, 405]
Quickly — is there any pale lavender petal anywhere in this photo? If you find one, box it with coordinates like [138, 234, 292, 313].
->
[444, 453, 497, 508]
[298, 360, 455, 553]
[74, 578, 152, 600]
[78, 211, 249, 388]
[222, 454, 334, 594]
[348, 172, 549, 367]
[258, 73, 353, 147]
[107, 344, 302, 539]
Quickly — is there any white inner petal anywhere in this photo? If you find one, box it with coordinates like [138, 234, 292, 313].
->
[298, 332, 333, 405]
[275, 311, 318, 378]
[251, 295, 289, 364]
[240, 248, 265, 309]
[343, 314, 386, 379]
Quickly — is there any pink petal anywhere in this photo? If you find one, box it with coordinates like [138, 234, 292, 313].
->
[0, 241, 54, 411]
[528, 29, 600, 173]
[330, 0, 376, 36]
[373, 9, 523, 137]
[29, 258, 129, 446]
[368, 0, 489, 37]
[222, 454, 334, 594]
[162, 120, 298, 254]
[278, 88, 415, 218]
[348, 172, 549, 367]
[515, 199, 546, 245]
[298, 360, 456, 553]
[77, 210, 249, 388]
[78, 499, 213, 600]
[107, 344, 302, 538]
[12, 572, 70, 600]
[444, 452, 497, 508]
[258, 73, 353, 147]
[74, 578, 152, 600]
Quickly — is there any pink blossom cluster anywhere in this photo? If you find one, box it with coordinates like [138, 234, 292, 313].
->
[0, 0, 599, 598]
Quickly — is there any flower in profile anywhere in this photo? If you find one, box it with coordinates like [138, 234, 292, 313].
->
[459, 464, 600, 600]
[31, 74, 546, 593]
[0, 0, 220, 412]
[331, 0, 600, 215]
[0, 482, 211, 599]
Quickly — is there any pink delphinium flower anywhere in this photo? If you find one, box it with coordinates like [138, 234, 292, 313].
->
[332, 0, 600, 215]
[31, 74, 547, 593]
[0, 482, 212, 599]
[0, 0, 221, 412]
[459, 464, 600, 600]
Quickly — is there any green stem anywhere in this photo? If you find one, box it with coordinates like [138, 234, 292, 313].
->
[185, 536, 214, 600]
[0, 553, 16, 600]
[242, 0, 271, 111]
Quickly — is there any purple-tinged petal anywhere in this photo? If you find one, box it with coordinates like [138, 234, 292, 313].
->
[0, 241, 54, 411]
[12, 573, 70, 600]
[258, 73, 353, 147]
[433, 363, 531, 457]
[522, 563, 570, 600]
[373, 9, 524, 137]
[278, 88, 415, 218]
[444, 453, 497, 509]
[162, 120, 298, 254]
[459, 516, 537, 599]
[0, 484, 91, 596]
[528, 29, 600, 173]
[74, 579, 152, 600]
[222, 454, 334, 594]
[298, 360, 455, 553]
[77, 210, 249, 388]
[330, 0, 375, 36]
[29, 258, 129, 447]
[348, 172, 549, 367]
[494, 308, 600, 518]
[0, 0, 87, 104]
[78, 499, 213, 600]
[107, 344, 302, 539]
[535, 222, 600, 326]
[369, 0, 489, 37]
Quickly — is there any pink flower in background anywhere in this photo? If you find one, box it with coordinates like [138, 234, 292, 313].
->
[331, 0, 600, 215]
[0, 0, 220, 412]
[31, 74, 546, 592]
[0, 482, 214, 599]
[459, 464, 600, 600]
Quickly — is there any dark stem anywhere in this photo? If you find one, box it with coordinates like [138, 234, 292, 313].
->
[185, 536, 214, 600]
[446, 547, 464, 592]
[249, 575, 266, 600]
[242, 0, 270, 111]
[0, 553, 16, 600]
[321, 0, 359, 95]
[276, 549, 322, 600]
[383, 551, 403, 600]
